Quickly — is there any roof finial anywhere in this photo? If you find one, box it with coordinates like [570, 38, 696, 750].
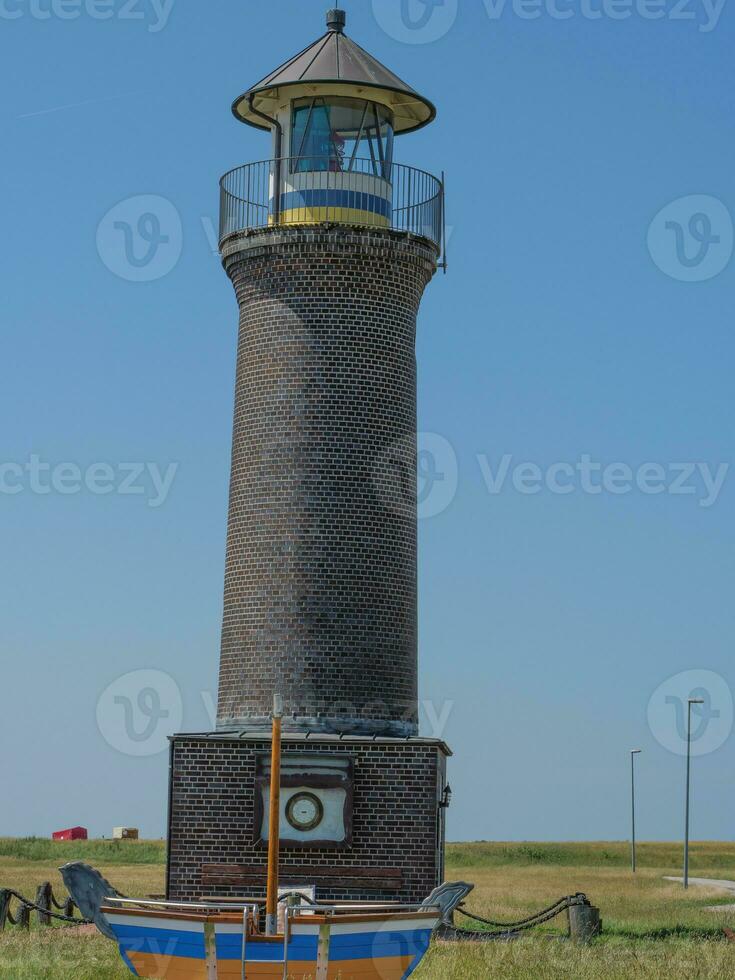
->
[327, 7, 346, 33]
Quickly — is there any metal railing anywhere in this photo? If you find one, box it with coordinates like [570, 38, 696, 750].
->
[219, 157, 445, 262]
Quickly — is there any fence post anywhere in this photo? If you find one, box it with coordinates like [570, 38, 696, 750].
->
[0, 890, 10, 932]
[16, 903, 31, 930]
[64, 897, 76, 920]
[35, 882, 52, 927]
[569, 903, 602, 943]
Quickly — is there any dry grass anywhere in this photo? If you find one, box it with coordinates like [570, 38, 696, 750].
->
[0, 859, 164, 903]
[0, 858, 164, 979]
[421, 938, 735, 979]
[440, 860, 732, 937]
[418, 862, 735, 978]
[2, 841, 735, 978]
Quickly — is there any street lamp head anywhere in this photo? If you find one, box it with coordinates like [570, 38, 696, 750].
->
[631, 749, 642, 754]
[688, 698, 705, 704]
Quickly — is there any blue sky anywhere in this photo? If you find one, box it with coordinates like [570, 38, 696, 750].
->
[2, 1, 733, 845]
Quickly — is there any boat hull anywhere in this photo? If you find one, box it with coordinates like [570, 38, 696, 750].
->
[106, 909, 437, 980]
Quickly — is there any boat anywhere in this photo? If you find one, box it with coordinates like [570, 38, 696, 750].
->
[61, 697, 472, 979]
[61, 867, 471, 979]
[94, 893, 463, 979]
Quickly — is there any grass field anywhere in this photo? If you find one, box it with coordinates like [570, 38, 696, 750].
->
[1, 839, 735, 978]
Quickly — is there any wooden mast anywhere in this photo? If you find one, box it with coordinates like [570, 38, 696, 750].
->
[265, 693, 283, 936]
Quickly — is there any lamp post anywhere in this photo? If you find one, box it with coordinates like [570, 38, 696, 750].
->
[630, 750, 642, 873]
[683, 697, 705, 890]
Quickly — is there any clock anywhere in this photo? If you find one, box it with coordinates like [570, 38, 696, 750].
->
[255, 754, 352, 848]
[285, 792, 324, 833]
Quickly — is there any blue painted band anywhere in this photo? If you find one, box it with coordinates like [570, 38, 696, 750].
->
[112, 924, 206, 960]
[215, 927, 432, 962]
[113, 921, 432, 967]
[272, 188, 392, 219]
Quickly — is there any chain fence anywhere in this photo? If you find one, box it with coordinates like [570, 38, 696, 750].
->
[0, 884, 92, 931]
[439, 892, 593, 941]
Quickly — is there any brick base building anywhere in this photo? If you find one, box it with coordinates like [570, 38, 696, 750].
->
[166, 733, 450, 904]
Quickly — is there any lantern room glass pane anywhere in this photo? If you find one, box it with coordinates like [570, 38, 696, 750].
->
[291, 97, 394, 178]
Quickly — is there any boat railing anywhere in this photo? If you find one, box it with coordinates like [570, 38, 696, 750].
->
[103, 897, 259, 911]
[289, 902, 440, 915]
[104, 896, 440, 915]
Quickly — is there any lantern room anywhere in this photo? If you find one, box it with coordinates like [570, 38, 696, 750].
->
[224, 8, 441, 238]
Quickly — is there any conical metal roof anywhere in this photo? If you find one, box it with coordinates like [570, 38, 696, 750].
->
[232, 9, 436, 135]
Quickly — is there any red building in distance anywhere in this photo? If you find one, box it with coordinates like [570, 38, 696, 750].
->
[52, 827, 88, 842]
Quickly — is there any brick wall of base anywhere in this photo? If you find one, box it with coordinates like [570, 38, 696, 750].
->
[167, 733, 450, 906]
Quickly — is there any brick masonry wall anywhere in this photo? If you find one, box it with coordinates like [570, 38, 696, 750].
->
[217, 227, 438, 735]
[167, 735, 448, 905]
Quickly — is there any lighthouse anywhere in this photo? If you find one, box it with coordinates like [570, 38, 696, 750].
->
[167, 8, 450, 907]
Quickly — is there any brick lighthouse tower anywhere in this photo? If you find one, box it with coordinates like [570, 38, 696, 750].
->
[167, 8, 450, 906]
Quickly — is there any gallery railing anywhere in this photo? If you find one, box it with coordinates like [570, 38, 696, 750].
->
[219, 157, 445, 264]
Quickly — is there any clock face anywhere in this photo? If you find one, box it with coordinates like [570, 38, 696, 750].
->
[286, 792, 324, 833]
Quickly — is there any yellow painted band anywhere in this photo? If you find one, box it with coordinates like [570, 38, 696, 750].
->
[126, 950, 414, 980]
[269, 207, 390, 228]
[124, 950, 207, 979]
[218, 956, 414, 979]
